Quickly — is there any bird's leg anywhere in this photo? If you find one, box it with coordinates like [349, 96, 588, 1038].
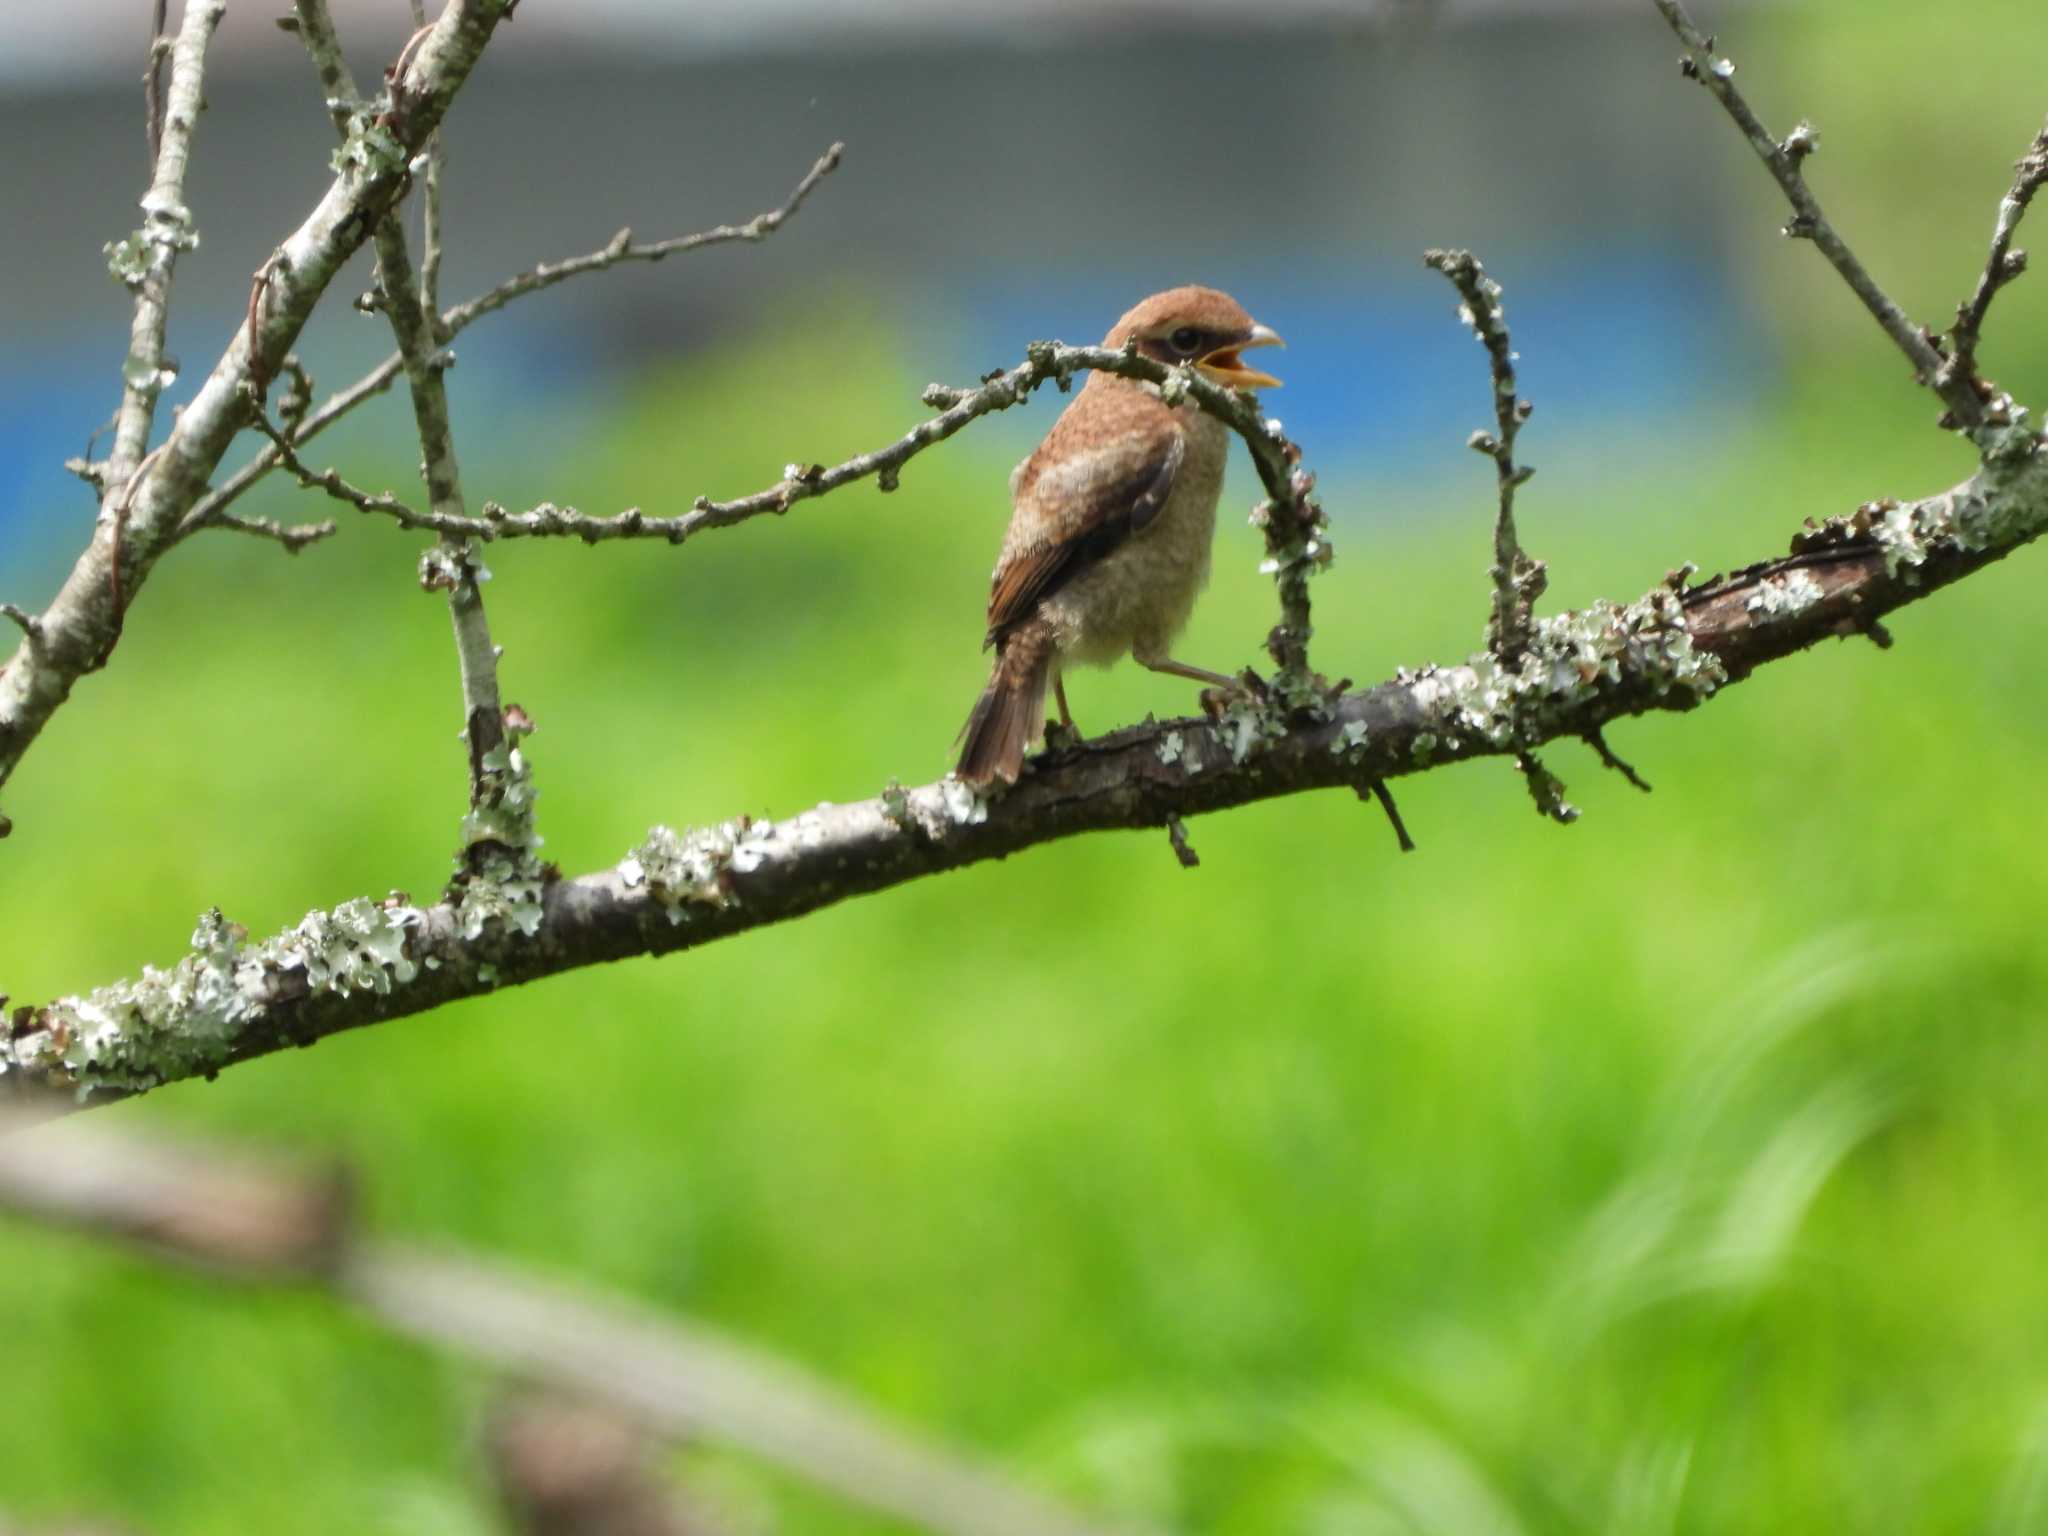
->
[1137, 647, 1267, 718]
[1139, 654, 1241, 691]
[1042, 670, 1083, 750]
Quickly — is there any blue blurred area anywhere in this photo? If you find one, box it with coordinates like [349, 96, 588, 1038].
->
[1, 243, 1759, 595]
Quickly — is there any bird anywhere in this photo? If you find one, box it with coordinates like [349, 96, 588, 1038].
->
[954, 286, 1282, 787]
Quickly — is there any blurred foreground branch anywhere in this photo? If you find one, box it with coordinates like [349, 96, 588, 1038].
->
[0, 1118, 1148, 1536]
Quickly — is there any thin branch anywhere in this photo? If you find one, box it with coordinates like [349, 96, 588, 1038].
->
[373, 218, 512, 835]
[247, 345, 1310, 564]
[1361, 780, 1416, 854]
[0, 1120, 1150, 1536]
[247, 396, 437, 527]
[12, 434, 2048, 1110]
[443, 142, 845, 324]
[173, 142, 845, 542]
[1586, 727, 1653, 793]
[1422, 249, 1545, 662]
[177, 361, 406, 538]
[1947, 115, 2048, 398]
[1650, 0, 1985, 430]
[209, 508, 339, 553]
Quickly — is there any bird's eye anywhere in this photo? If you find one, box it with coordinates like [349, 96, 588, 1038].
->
[1169, 327, 1203, 356]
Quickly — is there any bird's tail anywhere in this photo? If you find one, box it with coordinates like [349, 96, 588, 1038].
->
[956, 619, 1054, 787]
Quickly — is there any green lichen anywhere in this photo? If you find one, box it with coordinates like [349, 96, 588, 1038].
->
[620, 821, 762, 923]
[330, 108, 408, 181]
[1744, 569, 1825, 619]
[1, 899, 424, 1100]
[103, 231, 152, 288]
[1406, 586, 1726, 754]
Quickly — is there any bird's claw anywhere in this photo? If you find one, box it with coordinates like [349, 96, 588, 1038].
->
[1198, 669, 1268, 718]
[1042, 719, 1083, 752]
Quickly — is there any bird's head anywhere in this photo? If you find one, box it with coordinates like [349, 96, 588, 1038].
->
[1105, 286, 1283, 390]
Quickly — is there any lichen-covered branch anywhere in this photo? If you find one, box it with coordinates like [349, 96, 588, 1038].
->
[0, 0, 511, 810]
[175, 144, 844, 541]
[8, 433, 2045, 1111]
[1425, 249, 1576, 821]
[1651, 0, 1985, 430]
[1423, 249, 1546, 661]
[104, 0, 223, 492]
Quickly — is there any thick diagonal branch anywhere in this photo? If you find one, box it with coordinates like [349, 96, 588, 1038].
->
[8, 434, 2045, 1110]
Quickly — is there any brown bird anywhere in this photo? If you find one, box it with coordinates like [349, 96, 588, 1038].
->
[955, 286, 1283, 786]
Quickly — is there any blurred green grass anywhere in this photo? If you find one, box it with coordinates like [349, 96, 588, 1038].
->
[9, 3, 2048, 1525]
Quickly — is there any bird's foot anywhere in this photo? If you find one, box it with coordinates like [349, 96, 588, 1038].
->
[1042, 718, 1084, 752]
[1198, 668, 1269, 718]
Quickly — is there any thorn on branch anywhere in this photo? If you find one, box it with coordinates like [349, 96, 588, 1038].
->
[1164, 814, 1200, 869]
[1357, 779, 1416, 853]
[1585, 728, 1652, 793]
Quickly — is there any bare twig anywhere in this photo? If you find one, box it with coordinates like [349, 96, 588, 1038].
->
[239, 345, 1312, 566]
[1947, 115, 2048, 400]
[1422, 248, 1545, 662]
[246, 405, 434, 527]
[209, 508, 339, 553]
[447, 143, 845, 322]
[1586, 727, 1653, 792]
[173, 143, 846, 543]
[1650, 0, 1984, 430]
[373, 218, 512, 829]
[1361, 780, 1416, 853]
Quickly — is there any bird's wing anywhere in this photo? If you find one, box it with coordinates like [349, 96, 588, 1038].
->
[985, 420, 1184, 648]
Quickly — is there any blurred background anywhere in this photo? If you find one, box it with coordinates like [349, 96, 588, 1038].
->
[4, 0, 2048, 1531]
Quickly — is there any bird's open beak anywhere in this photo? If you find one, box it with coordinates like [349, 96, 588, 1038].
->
[1197, 322, 1284, 390]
